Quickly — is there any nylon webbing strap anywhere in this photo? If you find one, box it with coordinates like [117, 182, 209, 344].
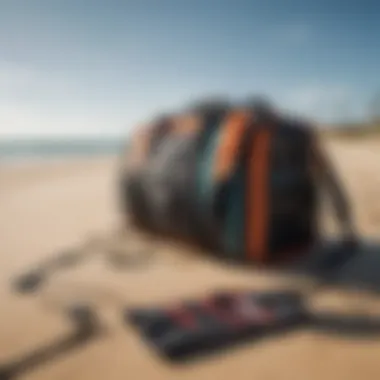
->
[246, 126, 273, 262]
[212, 110, 252, 183]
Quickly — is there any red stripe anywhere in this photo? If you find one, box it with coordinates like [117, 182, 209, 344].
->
[168, 306, 198, 329]
[201, 298, 247, 327]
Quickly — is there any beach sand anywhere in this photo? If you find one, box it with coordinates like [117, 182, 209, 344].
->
[1, 138, 380, 380]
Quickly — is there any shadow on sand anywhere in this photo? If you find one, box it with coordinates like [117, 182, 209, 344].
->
[0, 305, 102, 380]
[4, 238, 380, 376]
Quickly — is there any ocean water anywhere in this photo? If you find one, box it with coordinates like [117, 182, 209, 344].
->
[0, 138, 126, 163]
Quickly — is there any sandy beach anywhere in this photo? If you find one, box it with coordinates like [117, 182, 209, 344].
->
[1, 138, 380, 380]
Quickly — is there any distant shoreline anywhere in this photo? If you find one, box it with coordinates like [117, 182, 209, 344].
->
[0, 154, 119, 167]
[0, 138, 125, 162]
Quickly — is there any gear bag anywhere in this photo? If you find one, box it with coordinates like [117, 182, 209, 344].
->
[120, 105, 317, 264]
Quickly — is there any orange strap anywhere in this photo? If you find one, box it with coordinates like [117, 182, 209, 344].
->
[171, 114, 201, 135]
[213, 111, 252, 182]
[247, 128, 272, 262]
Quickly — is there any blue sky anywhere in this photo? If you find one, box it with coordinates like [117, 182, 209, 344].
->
[0, 0, 379, 137]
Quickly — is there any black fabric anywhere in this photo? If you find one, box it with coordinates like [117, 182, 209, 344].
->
[118, 119, 173, 231]
[266, 123, 316, 259]
[121, 171, 152, 229]
[189, 111, 231, 250]
[125, 285, 380, 362]
[162, 135, 200, 238]
[287, 239, 380, 293]
[140, 137, 186, 234]
[125, 291, 306, 361]
[131, 109, 230, 242]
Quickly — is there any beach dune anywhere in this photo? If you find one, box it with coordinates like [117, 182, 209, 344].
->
[1, 138, 380, 380]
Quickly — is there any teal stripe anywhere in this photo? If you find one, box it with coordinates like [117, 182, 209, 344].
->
[196, 126, 222, 208]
